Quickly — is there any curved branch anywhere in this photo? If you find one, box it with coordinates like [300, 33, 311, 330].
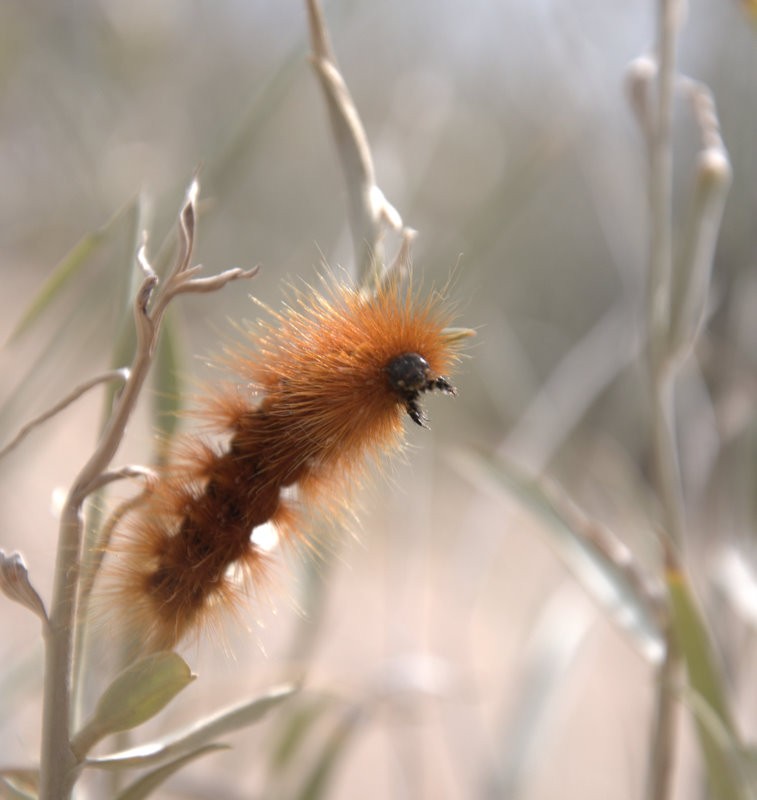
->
[38, 180, 258, 800]
[0, 369, 129, 461]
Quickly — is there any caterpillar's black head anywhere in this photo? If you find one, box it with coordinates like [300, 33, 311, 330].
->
[386, 352, 456, 428]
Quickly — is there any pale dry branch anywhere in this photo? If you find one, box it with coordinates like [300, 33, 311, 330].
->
[630, 3, 727, 799]
[629, 4, 686, 799]
[503, 303, 639, 475]
[39, 180, 258, 800]
[0, 369, 129, 461]
[168, 265, 261, 297]
[85, 465, 158, 495]
[305, 0, 411, 288]
[361, 227, 418, 299]
[77, 467, 158, 619]
[646, 0, 685, 800]
[535, 477, 667, 633]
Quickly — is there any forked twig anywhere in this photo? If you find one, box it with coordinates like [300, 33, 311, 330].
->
[76, 467, 158, 620]
[38, 180, 257, 800]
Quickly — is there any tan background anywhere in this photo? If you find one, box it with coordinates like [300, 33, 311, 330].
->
[1, 1, 756, 798]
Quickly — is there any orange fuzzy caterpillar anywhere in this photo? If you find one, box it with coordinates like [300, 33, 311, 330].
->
[106, 277, 462, 651]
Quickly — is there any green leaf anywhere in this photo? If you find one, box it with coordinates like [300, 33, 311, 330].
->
[114, 744, 228, 800]
[686, 704, 753, 800]
[73, 652, 195, 757]
[86, 683, 296, 771]
[667, 568, 752, 800]
[455, 449, 665, 663]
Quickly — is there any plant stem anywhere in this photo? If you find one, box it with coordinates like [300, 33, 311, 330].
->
[646, 0, 679, 372]
[37, 184, 257, 799]
[39, 276, 161, 799]
[646, 565, 681, 800]
[644, 3, 686, 800]
[647, 658, 679, 800]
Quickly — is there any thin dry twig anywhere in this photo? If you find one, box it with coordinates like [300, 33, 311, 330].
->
[38, 180, 258, 800]
[630, 3, 722, 799]
[503, 303, 639, 475]
[72, 466, 159, 750]
[0, 369, 129, 461]
[86, 465, 158, 495]
[626, 4, 686, 799]
[537, 478, 667, 627]
[305, 0, 406, 287]
[76, 465, 158, 613]
[360, 227, 418, 300]
[643, 0, 684, 790]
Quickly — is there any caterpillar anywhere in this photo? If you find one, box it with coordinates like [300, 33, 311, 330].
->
[105, 275, 464, 652]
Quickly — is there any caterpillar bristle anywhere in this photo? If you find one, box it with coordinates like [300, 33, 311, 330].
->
[98, 275, 464, 652]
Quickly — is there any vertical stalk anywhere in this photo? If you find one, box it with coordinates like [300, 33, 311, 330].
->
[40, 512, 82, 799]
[645, 570, 681, 800]
[644, 2, 686, 799]
[37, 185, 256, 799]
[646, 0, 678, 376]
[39, 315, 159, 799]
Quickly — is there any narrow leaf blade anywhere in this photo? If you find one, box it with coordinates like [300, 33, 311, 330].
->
[456, 450, 665, 662]
[86, 683, 296, 771]
[115, 744, 228, 800]
[667, 568, 751, 800]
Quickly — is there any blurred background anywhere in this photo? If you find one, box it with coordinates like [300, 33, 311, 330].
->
[0, 1, 756, 798]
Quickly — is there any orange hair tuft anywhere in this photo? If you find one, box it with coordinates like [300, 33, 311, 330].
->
[102, 276, 463, 651]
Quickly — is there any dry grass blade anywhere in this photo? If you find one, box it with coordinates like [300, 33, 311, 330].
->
[502, 303, 638, 474]
[114, 745, 230, 800]
[456, 449, 666, 663]
[306, 0, 403, 285]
